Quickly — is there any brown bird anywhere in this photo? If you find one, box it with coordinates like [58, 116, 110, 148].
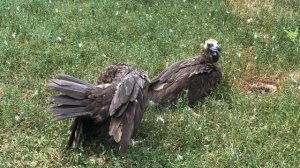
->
[47, 64, 149, 155]
[149, 39, 222, 106]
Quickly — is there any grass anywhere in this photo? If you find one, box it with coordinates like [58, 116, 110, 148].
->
[0, 0, 300, 167]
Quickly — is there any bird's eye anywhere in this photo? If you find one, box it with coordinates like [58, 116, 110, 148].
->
[207, 43, 213, 48]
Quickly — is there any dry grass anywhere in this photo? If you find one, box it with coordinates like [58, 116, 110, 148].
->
[226, 0, 297, 19]
[231, 45, 284, 93]
[227, 0, 274, 18]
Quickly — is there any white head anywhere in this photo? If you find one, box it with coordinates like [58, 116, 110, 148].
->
[203, 39, 221, 62]
[203, 39, 220, 51]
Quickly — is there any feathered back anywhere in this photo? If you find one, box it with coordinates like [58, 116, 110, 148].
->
[98, 63, 133, 84]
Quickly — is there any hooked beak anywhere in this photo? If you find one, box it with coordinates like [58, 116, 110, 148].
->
[209, 46, 221, 55]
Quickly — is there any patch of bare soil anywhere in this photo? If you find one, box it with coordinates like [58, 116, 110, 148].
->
[244, 77, 279, 93]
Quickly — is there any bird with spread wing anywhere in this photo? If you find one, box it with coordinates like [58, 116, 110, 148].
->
[47, 63, 149, 155]
[149, 39, 222, 106]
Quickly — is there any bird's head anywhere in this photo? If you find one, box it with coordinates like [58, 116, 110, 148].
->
[203, 39, 221, 62]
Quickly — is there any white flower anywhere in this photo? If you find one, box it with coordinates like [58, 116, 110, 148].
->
[4, 40, 8, 46]
[115, 11, 119, 15]
[176, 154, 183, 161]
[125, 10, 128, 14]
[131, 139, 144, 146]
[17, 6, 20, 11]
[78, 43, 83, 48]
[33, 90, 39, 96]
[55, 8, 59, 13]
[272, 36, 276, 40]
[180, 44, 186, 48]
[15, 115, 20, 122]
[169, 29, 174, 33]
[12, 32, 16, 38]
[57, 36, 62, 42]
[254, 32, 258, 39]
[247, 18, 253, 23]
[183, 0, 186, 2]
[30, 161, 37, 167]
[102, 53, 107, 58]
[157, 116, 165, 123]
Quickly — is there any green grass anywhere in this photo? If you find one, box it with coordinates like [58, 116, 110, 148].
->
[1, 0, 300, 167]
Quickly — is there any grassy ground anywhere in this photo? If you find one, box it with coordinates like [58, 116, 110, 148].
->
[1, 0, 300, 167]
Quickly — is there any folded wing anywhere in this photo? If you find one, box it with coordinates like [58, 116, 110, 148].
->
[108, 70, 149, 155]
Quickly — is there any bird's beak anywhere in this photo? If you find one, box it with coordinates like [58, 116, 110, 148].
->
[209, 46, 221, 55]
[210, 46, 221, 52]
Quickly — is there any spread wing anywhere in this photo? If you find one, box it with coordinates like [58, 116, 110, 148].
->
[108, 70, 149, 155]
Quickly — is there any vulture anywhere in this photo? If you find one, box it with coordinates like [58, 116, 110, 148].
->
[47, 64, 149, 155]
[149, 39, 222, 106]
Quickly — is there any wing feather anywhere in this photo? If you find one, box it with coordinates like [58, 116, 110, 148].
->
[109, 71, 147, 116]
[118, 101, 136, 155]
[108, 70, 149, 155]
[150, 58, 213, 91]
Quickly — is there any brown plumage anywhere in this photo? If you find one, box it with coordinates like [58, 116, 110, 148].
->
[47, 64, 149, 155]
[149, 39, 222, 106]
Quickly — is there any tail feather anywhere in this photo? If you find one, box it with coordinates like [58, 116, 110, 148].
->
[52, 79, 91, 91]
[49, 105, 87, 114]
[53, 111, 92, 121]
[47, 75, 95, 121]
[49, 105, 93, 121]
[56, 74, 95, 88]
[47, 75, 100, 148]
[47, 80, 89, 99]
[67, 118, 83, 149]
[47, 95, 92, 106]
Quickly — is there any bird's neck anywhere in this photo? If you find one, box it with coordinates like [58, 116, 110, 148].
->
[195, 49, 214, 63]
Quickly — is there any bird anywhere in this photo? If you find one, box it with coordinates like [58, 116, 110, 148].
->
[148, 39, 222, 106]
[47, 63, 149, 155]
